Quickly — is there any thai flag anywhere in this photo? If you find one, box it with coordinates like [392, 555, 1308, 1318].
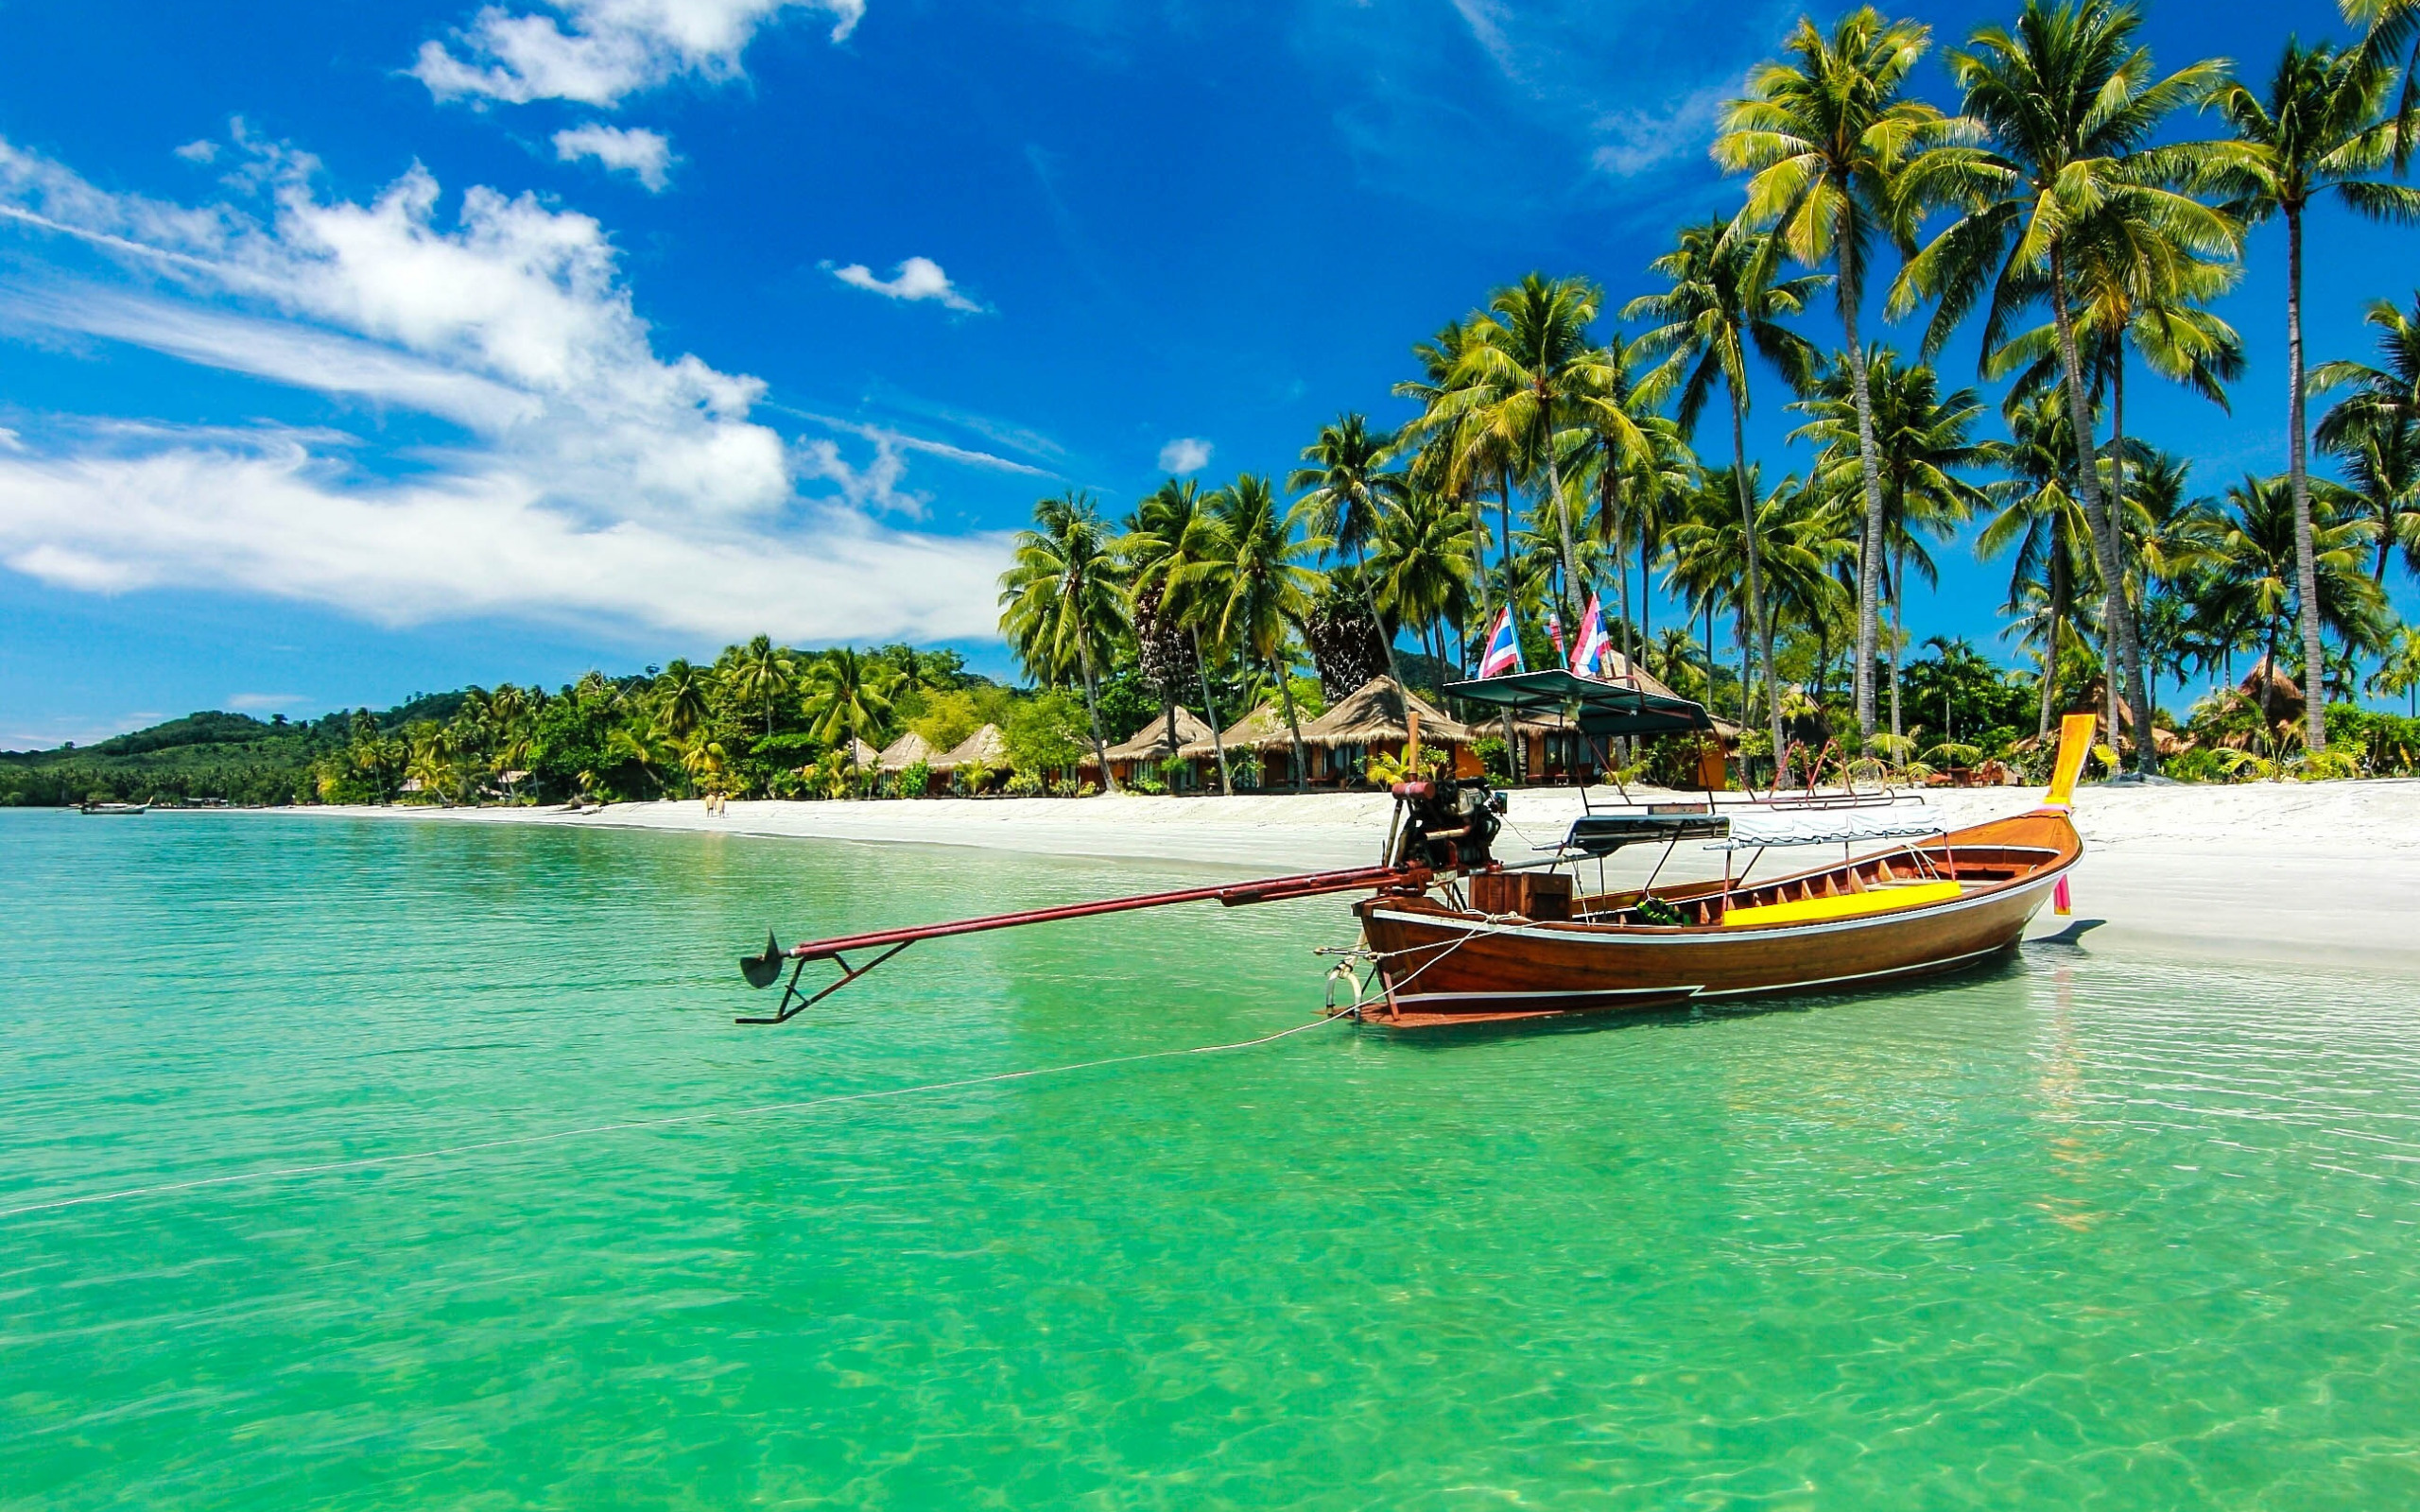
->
[1569, 594, 1609, 677]
[1546, 611, 1564, 659]
[1477, 608, 1524, 678]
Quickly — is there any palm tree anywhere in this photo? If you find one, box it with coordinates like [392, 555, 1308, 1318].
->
[2202, 472, 2385, 732]
[1893, 0, 2232, 769]
[1790, 349, 1989, 740]
[1717, 6, 1952, 743]
[725, 634, 799, 739]
[606, 724, 674, 799]
[1126, 478, 1234, 794]
[1395, 321, 1499, 671]
[1572, 331, 1689, 674]
[1754, 478, 1860, 744]
[1628, 222, 1826, 760]
[679, 733, 732, 802]
[1665, 470, 1766, 732]
[803, 647, 902, 751]
[1450, 275, 1620, 630]
[1988, 199, 2245, 730]
[2216, 472, 2381, 730]
[2371, 623, 2420, 713]
[1369, 483, 1477, 680]
[1979, 389, 2099, 738]
[2210, 39, 2420, 749]
[652, 658, 712, 739]
[1184, 474, 1327, 791]
[1289, 414, 1411, 694]
[2315, 294, 2420, 582]
[999, 490, 1128, 793]
[1397, 317, 1526, 775]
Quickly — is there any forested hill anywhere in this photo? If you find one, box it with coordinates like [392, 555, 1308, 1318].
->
[1, 693, 467, 808]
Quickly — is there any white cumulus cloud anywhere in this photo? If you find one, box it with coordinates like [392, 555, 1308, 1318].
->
[552, 123, 676, 192]
[413, 0, 865, 108]
[828, 256, 983, 313]
[1157, 437, 1212, 475]
[0, 135, 1014, 645]
[0, 434, 1006, 644]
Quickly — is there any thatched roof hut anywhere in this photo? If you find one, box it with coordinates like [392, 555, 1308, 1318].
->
[1179, 703, 1291, 759]
[1297, 677, 1472, 748]
[845, 737, 881, 770]
[874, 730, 936, 773]
[1596, 649, 1702, 710]
[931, 723, 1008, 773]
[1101, 708, 1216, 765]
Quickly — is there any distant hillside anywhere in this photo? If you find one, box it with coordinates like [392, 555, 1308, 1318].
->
[2, 694, 463, 807]
[84, 711, 282, 757]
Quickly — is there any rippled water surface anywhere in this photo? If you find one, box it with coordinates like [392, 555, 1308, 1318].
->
[6, 809, 2420, 1509]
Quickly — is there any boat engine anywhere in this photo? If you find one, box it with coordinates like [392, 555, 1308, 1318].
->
[1388, 779, 1505, 874]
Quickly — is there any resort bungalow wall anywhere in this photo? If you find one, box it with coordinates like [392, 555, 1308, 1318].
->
[1081, 708, 1219, 791]
[1289, 677, 1476, 787]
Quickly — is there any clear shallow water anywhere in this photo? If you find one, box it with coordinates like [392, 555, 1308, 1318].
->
[5, 811, 2419, 1510]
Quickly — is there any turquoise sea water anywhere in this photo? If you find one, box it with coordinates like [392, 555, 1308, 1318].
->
[5, 810, 2420, 1509]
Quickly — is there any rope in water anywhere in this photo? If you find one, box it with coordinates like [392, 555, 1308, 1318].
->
[0, 1014, 1351, 1223]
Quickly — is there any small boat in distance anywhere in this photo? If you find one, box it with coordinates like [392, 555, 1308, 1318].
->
[739, 683, 2094, 1031]
[77, 800, 149, 816]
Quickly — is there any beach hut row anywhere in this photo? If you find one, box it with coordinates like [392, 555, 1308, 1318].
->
[860, 667, 1737, 799]
[1082, 676, 1489, 791]
[872, 723, 1009, 794]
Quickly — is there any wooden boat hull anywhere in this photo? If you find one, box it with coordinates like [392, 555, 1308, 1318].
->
[1354, 810, 2080, 1027]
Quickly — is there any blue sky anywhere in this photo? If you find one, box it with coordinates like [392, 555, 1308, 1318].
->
[0, 0, 2409, 746]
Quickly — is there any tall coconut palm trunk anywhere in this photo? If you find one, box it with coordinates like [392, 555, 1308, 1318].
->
[1843, 273, 1890, 748]
[1075, 630, 1119, 795]
[1546, 451, 1584, 641]
[1729, 393, 1786, 765]
[2049, 247, 2156, 772]
[1356, 541, 1410, 701]
[1889, 540, 1906, 745]
[2287, 208, 2328, 749]
[1192, 627, 1232, 796]
[1272, 656, 1309, 791]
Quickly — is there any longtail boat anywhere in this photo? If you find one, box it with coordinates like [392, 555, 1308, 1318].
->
[740, 679, 2093, 1030]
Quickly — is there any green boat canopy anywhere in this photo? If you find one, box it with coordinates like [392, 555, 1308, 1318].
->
[1443, 668, 1715, 739]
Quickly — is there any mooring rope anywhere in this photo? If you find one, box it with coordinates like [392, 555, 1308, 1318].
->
[1322, 909, 1522, 1013]
[0, 1014, 1350, 1223]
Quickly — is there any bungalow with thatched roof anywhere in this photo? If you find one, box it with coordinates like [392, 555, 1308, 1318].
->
[1290, 677, 1475, 786]
[845, 737, 880, 771]
[930, 724, 1009, 792]
[874, 730, 938, 795]
[1171, 704, 1291, 791]
[1075, 708, 1217, 790]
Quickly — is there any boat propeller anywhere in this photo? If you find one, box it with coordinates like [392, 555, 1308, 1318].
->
[740, 931, 789, 989]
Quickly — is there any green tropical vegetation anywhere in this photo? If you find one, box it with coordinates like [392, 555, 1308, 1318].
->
[17, 0, 2420, 807]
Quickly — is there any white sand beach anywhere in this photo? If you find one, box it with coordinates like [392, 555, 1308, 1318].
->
[301, 778, 2420, 972]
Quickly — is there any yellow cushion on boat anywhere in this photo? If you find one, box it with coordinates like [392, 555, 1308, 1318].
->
[1721, 879, 1963, 928]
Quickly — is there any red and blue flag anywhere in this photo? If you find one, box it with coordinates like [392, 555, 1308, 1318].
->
[1477, 608, 1523, 678]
